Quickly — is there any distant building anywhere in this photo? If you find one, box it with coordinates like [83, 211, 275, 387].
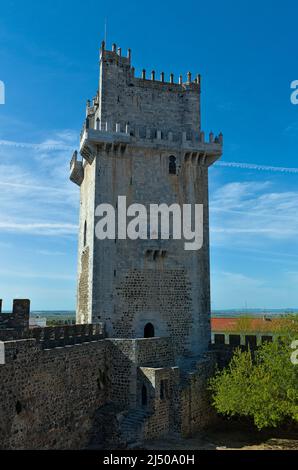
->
[211, 317, 277, 347]
[29, 317, 47, 328]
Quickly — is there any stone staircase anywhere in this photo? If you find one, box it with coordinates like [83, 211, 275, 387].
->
[120, 408, 152, 446]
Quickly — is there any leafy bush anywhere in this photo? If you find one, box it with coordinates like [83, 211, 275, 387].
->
[209, 337, 298, 429]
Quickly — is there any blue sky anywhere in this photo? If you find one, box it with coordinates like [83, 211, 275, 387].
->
[0, 0, 298, 310]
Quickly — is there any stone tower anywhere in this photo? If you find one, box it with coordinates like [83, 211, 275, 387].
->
[70, 42, 222, 360]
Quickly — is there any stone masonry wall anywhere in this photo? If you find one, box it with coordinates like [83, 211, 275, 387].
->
[0, 300, 30, 331]
[89, 146, 211, 359]
[75, 45, 213, 362]
[135, 337, 174, 368]
[180, 353, 217, 437]
[99, 48, 201, 138]
[0, 323, 104, 345]
[141, 366, 180, 440]
[78, 247, 90, 323]
[0, 338, 109, 449]
[76, 160, 96, 324]
[107, 337, 175, 410]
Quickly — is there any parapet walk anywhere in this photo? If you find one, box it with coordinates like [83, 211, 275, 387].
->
[0, 298, 104, 350]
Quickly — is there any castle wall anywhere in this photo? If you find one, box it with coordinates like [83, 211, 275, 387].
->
[137, 353, 217, 441]
[140, 366, 180, 440]
[0, 331, 219, 449]
[107, 337, 175, 410]
[180, 354, 217, 437]
[0, 338, 108, 449]
[0, 322, 104, 345]
[0, 300, 30, 331]
[134, 337, 174, 368]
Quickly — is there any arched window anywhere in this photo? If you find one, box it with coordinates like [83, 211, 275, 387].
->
[15, 401, 22, 414]
[144, 323, 155, 338]
[83, 220, 87, 247]
[142, 384, 148, 407]
[169, 155, 176, 175]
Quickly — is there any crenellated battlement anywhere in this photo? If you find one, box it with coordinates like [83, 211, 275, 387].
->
[0, 321, 105, 346]
[99, 41, 200, 91]
[0, 321, 105, 347]
[72, 40, 206, 155]
[0, 323, 105, 366]
[80, 117, 222, 146]
[0, 298, 105, 348]
[31, 323, 105, 349]
[100, 41, 131, 67]
[69, 40, 223, 187]
[0, 299, 30, 331]
[70, 122, 223, 185]
[212, 331, 274, 348]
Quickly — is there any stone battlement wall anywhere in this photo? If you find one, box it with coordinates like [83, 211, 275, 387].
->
[100, 42, 200, 90]
[0, 298, 104, 347]
[0, 323, 105, 349]
[211, 331, 273, 348]
[97, 43, 202, 136]
[134, 337, 175, 368]
[81, 122, 222, 147]
[0, 334, 222, 449]
[0, 337, 109, 449]
[210, 333, 274, 369]
[0, 335, 178, 448]
[0, 299, 30, 331]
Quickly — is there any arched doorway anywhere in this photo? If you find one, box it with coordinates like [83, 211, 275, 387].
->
[144, 323, 155, 338]
[142, 384, 148, 407]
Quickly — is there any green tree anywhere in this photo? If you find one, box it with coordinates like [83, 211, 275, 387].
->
[232, 315, 253, 333]
[209, 338, 298, 429]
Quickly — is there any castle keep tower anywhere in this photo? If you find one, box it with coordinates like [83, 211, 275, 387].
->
[70, 42, 222, 359]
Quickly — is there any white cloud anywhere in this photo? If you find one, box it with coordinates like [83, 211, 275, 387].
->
[0, 131, 79, 236]
[283, 122, 298, 135]
[210, 181, 298, 243]
[0, 268, 75, 281]
[34, 249, 66, 256]
[0, 221, 77, 236]
[0, 139, 73, 151]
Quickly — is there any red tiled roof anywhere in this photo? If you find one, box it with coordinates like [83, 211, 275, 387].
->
[211, 317, 276, 332]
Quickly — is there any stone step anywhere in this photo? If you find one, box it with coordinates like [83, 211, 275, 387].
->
[120, 408, 152, 445]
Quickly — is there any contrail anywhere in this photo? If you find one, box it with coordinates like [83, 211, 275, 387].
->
[0, 139, 73, 151]
[0, 181, 73, 194]
[215, 161, 298, 174]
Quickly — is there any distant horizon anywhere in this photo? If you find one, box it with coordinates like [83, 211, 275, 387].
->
[17, 307, 298, 315]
